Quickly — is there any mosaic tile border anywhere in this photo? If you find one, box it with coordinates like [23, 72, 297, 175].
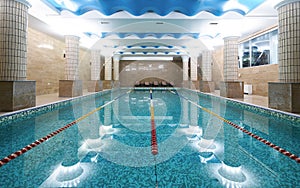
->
[132, 87, 180, 91]
[1, 88, 299, 127]
[187, 89, 300, 125]
[0, 90, 111, 126]
[226, 99, 300, 124]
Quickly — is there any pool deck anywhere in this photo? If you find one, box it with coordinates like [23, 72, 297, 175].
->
[0, 89, 269, 116]
[211, 90, 268, 108]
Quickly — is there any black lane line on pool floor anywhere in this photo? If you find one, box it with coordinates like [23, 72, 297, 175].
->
[169, 90, 300, 164]
[149, 89, 159, 188]
[0, 90, 132, 168]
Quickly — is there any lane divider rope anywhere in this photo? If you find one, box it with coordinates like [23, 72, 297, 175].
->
[0, 90, 132, 168]
[169, 90, 300, 164]
[150, 89, 158, 155]
[150, 89, 158, 188]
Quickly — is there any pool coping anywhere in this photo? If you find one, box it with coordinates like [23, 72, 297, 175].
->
[0, 88, 299, 126]
[186, 88, 300, 124]
[0, 90, 111, 126]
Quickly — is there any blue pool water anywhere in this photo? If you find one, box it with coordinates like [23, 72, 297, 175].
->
[0, 88, 299, 187]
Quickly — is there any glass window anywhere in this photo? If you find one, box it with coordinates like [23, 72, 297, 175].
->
[239, 42, 250, 68]
[239, 29, 278, 68]
[251, 33, 270, 66]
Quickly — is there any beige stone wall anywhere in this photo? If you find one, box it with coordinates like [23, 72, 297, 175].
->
[211, 45, 279, 96]
[212, 46, 224, 89]
[79, 49, 91, 89]
[238, 64, 279, 96]
[27, 28, 91, 95]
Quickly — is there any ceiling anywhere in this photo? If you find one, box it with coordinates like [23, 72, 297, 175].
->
[27, 0, 281, 58]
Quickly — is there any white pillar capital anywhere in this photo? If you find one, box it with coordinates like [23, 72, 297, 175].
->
[275, 0, 300, 10]
[113, 55, 121, 62]
[15, 0, 31, 7]
[189, 51, 200, 58]
[223, 36, 240, 41]
[65, 35, 80, 41]
[181, 55, 189, 63]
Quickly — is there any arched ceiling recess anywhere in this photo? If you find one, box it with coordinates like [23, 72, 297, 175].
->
[92, 39, 206, 58]
[90, 20, 211, 57]
[112, 42, 190, 58]
[28, 0, 278, 57]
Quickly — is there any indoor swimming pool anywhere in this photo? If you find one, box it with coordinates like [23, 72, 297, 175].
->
[0, 88, 299, 187]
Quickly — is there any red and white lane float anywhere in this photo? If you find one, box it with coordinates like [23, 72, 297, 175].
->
[150, 89, 159, 188]
[169, 90, 300, 164]
[0, 121, 76, 167]
[0, 90, 131, 168]
[150, 89, 158, 155]
[151, 119, 158, 155]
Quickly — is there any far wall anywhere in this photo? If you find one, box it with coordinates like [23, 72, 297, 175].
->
[119, 60, 183, 87]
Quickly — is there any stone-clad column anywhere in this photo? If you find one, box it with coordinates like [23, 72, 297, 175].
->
[105, 56, 112, 80]
[190, 55, 199, 90]
[65, 35, 80, 80]
[190, 56, 198, 81]
[88, 50, 102, 92]
[277, 0, 300, 83]
[220, 36, 244, 98]
[113, 55, 120, 81]
[223, 37, 239, 81]
[59, 35, 82, 97]
[0, 0, 29, 81]
[113, 55, 120, 87]
[0, 0, 36, 111]
[91, 50, 101, 81]
[102, 56, 112, 89]
[269, 0, 300, 112]
[201, 51, 212, 82]
[182, 55, 190, 88]
[200, 50, 215, 92]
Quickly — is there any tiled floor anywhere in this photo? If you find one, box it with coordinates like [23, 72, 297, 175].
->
[35, 90, 92, 106]
[211, 90, 268, 108]
[0, 89, 269, 116]
[0, 90, 94, 116]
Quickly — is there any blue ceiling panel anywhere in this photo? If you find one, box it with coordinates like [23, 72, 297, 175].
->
[42, 0, 266, 16]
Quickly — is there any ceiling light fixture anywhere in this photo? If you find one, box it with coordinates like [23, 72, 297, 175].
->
[99, 21, 109, 24]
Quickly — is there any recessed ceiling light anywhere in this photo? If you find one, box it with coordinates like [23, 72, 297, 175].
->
[99, 21, 109, 24]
